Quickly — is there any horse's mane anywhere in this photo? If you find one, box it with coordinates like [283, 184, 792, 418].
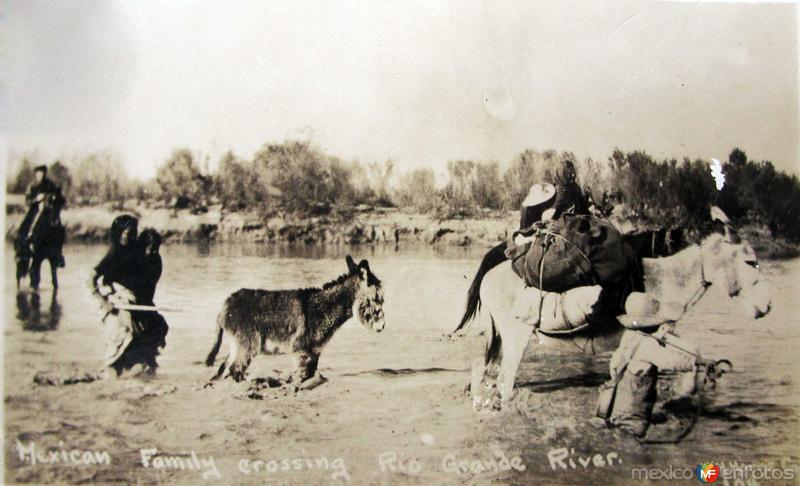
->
[645, 229, 727, 262]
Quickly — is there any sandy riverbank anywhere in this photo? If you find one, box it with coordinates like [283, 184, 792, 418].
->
[4, 249, 799, 485]
[5, 202, 517, 248]
[6, 199, 798, 259]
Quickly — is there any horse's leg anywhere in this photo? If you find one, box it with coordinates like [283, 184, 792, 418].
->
[469, 318, 504, 408]
[49, 257, 59, 289]
[29, 254, 43, 290]
[480, 261, 537, 405]
[485, 319, 503, 374]
[15, 250, 22, 288]
[14, 236, 28, 288]
[495, 318, 533, 403]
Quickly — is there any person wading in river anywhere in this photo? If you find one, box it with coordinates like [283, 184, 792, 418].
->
[89, 216, 168, 377]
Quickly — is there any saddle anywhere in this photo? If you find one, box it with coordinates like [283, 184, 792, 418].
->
[506, 214, 629, 292]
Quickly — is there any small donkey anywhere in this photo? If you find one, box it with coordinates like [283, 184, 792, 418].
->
[205, 256, 385, 386]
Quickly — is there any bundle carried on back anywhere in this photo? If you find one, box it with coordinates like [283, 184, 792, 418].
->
[506, 214, 630, 292]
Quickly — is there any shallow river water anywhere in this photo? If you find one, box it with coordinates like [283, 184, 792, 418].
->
[4, 241, 800, 485]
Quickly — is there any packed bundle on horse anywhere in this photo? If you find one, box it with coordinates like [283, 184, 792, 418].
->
[456, 205, 771, 414]
[506, 213, 632, 292]
[507, 285, 604, 334]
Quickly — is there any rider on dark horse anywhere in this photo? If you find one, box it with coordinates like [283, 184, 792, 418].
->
[15, 165, 67, 288]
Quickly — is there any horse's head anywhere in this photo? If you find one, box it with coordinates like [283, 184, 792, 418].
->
[700, 209, 771, 319]
[346, 255, 385, 333]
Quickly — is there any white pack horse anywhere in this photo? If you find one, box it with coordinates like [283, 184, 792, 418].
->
[455, 210, 772, 408]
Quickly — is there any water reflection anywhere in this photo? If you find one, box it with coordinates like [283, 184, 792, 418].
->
[16, 289, 61, 332]
[187, 241, 485, 260]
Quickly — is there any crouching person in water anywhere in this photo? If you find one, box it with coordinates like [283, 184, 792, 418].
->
[89, 215, 168, 377]
[596, 308, 714, 440]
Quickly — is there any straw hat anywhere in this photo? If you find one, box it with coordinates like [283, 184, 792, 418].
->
[522, 183, 556, 207]
[618, 293, 663, 329]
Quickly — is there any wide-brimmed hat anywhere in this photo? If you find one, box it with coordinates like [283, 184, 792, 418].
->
[618, 293, 663, 329]
[522, 183, 556, 207]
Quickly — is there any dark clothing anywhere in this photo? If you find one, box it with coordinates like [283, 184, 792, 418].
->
[18, 178, 65, 241]
[95, 245, 154, 303]
[519, 201, 552, 230]
[110, 311, 168, 374]
[139, 254, 163, 305]
[94, 216, 153, 303]
[552, 179, 588, 219]
[26, 178, 64, 207]
[94, 216, 168, 374]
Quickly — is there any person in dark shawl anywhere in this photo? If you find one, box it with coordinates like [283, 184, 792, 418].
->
[134, 228, 169, 364]
[551, 160, 589, 219]
[89, 216, 168, 377]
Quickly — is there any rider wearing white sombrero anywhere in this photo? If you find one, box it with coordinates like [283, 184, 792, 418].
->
[519, 183, 556, 229]
[519, 160, 590, 231]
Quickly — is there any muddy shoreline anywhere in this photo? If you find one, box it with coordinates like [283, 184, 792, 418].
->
[5, 203, 517, 248]
[6, 202, 797, 259]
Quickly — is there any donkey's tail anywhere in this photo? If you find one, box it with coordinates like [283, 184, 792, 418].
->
[205, 321, 225, 367]
[453, 241, 509, 334]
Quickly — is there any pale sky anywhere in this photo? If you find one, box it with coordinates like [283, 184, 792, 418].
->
[2, 0, 798, 180]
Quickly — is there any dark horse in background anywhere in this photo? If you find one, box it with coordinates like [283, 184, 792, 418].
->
[15, 195, 66, 290]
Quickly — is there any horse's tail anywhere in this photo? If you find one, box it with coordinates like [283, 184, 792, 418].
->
[453, 241, 509, 334]
[205, 316, 225, 366]
[485, 317, 502, 365]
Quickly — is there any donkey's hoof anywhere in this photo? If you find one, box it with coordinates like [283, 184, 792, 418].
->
[230, 370, 248, 382]
[250, 376, 284, 388]
[298, 373, 327, 391]
[471, 381, 501, 412]
[282, 383, 300, 394]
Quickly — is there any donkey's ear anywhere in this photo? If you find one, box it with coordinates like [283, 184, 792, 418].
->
[710, 206, 731, 225]
[712, 219, 741, 244]
[345, 255, 358, 274]
[358, 259, 370, 270]
[712, 219, 728, 236]
[724, 225, 741, 244]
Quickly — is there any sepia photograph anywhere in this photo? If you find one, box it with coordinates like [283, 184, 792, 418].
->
[2, 1, 799, 484]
